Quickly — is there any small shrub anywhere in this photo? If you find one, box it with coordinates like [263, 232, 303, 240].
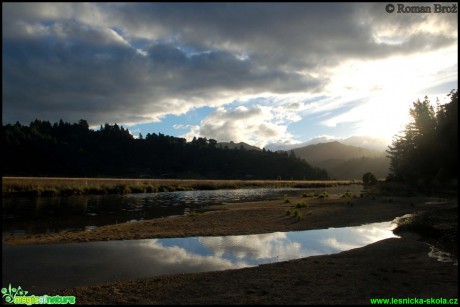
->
[293, 209, 302, 221]
[187, 210, 199, 217]
[318, 191, 329, 199]
[362, 172, 378, 185]
[283, 194, 291, 203]
[342, 190, 353, 198]
[285, 209, 292, 216]
[296, 201, 307, 208]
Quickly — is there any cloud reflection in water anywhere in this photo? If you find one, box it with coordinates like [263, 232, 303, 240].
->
[2, 221, 397, 293]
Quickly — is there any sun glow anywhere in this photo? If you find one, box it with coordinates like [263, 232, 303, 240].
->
[324, 45, 457, 142]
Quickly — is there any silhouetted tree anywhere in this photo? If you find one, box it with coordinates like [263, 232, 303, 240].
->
[386, 90, 458, 188]
[362, 172, 378, 185]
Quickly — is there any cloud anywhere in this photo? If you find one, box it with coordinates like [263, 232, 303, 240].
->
[3, 38, 321, 125]
[2, 2, 457, 145]
[199, 232, 302, 262]
[136, 239, 246, 271]
[3, 12, 323, 126]
[178, 93, 377, 146]
[180, 104, 301, 147]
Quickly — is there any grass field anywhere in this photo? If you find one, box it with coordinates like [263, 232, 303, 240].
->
[2, 177, 356, 197]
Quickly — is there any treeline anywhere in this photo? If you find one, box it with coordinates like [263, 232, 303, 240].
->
[2, 119, 329, 180]
[386, 89, 458, 189]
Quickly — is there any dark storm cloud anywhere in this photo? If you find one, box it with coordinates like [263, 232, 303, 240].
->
[2, 29, 320, 124]
[145, 44, 320, 94]
[109, 3, 456, 66]
[2, 2, 457, 125]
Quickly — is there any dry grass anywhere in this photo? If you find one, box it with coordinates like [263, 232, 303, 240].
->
[2, 177, 354, 197]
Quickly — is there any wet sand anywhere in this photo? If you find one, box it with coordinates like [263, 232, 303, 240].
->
[3, 194, 458, 304]
[58, 238, 458, 305]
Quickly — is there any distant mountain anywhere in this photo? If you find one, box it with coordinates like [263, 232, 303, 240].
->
[290, 141, 390, 180]
[264, 137, 331, 152]
[291, 141, 385, 162]
[265, 135, 390, 152]
[217, 141, 261, 151]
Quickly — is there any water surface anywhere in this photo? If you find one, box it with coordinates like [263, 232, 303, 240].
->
[2, 220, 396, 293]
[2, 185, 363, 235]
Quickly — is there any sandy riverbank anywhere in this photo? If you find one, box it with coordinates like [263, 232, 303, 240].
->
[3, 193, 458, 304]
[3, 194, 456, 245]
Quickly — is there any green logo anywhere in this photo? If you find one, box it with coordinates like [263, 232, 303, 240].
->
[2, 284, 28, 303]
[1, 284, 76, 305]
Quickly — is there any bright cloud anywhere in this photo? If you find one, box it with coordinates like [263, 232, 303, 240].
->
[181, 104, 300, 147]
[137, 239, 247, 271]
[199, 232, 302, 261]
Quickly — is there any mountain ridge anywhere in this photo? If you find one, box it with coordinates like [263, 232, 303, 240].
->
[290, 141, 390, 180]
[214, 139, 391, 180]
[265, 136, 390, 152]
[291, 141, 386, 163]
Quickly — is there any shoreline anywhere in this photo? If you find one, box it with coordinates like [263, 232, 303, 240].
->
[3, 192, 458, 304]
[3, 194, 456, 246]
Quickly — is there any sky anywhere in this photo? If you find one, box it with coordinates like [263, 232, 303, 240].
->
[2, 3, 458, 149]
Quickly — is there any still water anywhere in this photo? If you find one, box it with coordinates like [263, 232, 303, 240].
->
[2, 185, 363, 235]
[2, 220, 397, 293]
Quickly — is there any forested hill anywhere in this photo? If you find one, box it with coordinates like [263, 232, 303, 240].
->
[290, 141, 389, 180]
[2, 120, 329, 180]
[291, 141, 385, 163]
